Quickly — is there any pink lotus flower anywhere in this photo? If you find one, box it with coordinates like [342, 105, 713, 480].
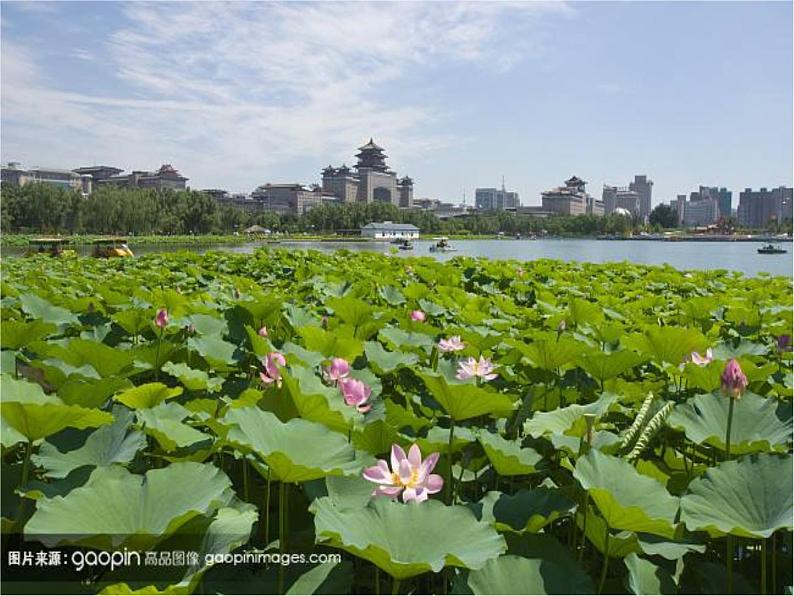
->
[686, 348, 714, 367]
[260, 351, 286, 387]
[258, 326, 268, 337]
[410, 310, 426, 322]
[339, 377, 372, 413]
[155, 308, 169, 329]
[362, 443, 443, 503]
[323, 357, 351, 384]
[721, 358, 748, 400]
[438, 336, 465, 353]
[456, 356, 498, 381]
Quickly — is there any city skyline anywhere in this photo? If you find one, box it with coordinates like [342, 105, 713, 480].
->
[1, 1, 792, 206]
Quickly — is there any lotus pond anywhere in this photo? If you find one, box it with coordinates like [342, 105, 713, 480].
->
[1, 249, 792, 595]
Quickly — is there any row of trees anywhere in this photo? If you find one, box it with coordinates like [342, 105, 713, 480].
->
[0, 184, 649, 236]
[9, 182, 783, 237]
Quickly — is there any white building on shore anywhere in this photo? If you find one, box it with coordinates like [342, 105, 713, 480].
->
[360, 222, 419, 240]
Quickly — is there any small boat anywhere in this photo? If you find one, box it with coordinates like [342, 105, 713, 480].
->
[92, 237, 134, 258]
[396, 239, 413, 250]
[26, 237, 75, 258]
[757, 243, 787, 255]
[429, 237, 457, 253]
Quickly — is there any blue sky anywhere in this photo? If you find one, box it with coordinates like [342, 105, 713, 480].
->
[2, 1, 791, 206]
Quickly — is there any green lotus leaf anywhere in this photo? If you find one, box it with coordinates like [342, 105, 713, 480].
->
[310, 497, 506, 580]
[25, 462, 234, 550]
[635, 534, 705, 560]
[59, 338, 137, 378]
[279, 342, 325, 369]
[668, 392, 792, 454]
[1, 377, 113, 441]
[489, 488, 576, 533]
[19, 293, 79, 326]
[712, 339, 768, 359]
[681, 361, 723, 392]
[0, 320, 56, 349]
[478, 430, 542, 475]
[222, 407, 367, 483]
[418, 372, 515, 421]
[379, 327, 434, 352]
[279, 365, 357, 433]
[298, 326, 363, 361]
[137, 402, 211, 452]
[680, 453, 793, 539]
[161, 362, 223, 393]
[412, 425, 476, 455]
[578, 350, 643, 384]
[521, 337, 583, 371]
[187, 335, 238, 368]
[286, 561, 352, 596]
[379, 285, 406, 306]
[114, 382, 184, 409]
[58, 376, 133, 408]
[458, 554, 593, 595]
[327, 296, 375, 329]
[184, 313, 228, 337]
[573, 449, 679, 537]
[364, 341, 419, 374]
[577, 504, 641, 558]
[352, 420, 399, 456]
[625, 553, 677, 595]
[33, 406, 146, 478]
[524, 393, 617, 438]
[568, 297, 604, 326]
[112, 309, 152, 337]
[623, 326, 707, 367]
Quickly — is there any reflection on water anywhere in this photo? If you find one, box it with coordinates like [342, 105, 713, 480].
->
[4, 239, 791, 278]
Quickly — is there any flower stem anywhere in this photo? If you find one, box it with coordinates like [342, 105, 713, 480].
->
[761, 538, 767, 595]
[264, 468, 272, 545]
[154, 328, 163, 381]
[392, 578, 401, 595]
[727, 536, 734, 595]
[278, 481, 287, 594]
[242, 455, 249, 502]
[598, 525, 610, 595]
[446, 419, 455, 504]
[725, 396, 735, 459]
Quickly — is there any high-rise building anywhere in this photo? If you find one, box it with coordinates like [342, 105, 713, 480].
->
[541, 176, 598, 216]
[682, 198, 720, 227]
[694, 186, 732, 219]
[321, 139, 413, 207]
[475, 183, 519, 210]
[629, 175, 653, 220]
[737, 187, 793, 228]
[602, 184, 639, 215]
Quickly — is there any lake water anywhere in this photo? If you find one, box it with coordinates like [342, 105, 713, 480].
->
[6, 239, 792, 278]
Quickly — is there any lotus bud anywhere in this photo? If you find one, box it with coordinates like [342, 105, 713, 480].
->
[410, 310, 426, 322]
[720, 358, 748, 400]
[258, 326, 269, 337]
[155, 308, 168, 329]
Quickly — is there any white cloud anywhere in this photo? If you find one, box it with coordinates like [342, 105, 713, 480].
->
[1, 1, 572, 190]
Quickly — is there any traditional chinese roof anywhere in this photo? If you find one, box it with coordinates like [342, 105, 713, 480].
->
[358, 138, 384, 152]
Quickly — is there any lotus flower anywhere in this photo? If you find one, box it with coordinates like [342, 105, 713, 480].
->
[684, 348, 713, 367]
[155, 308, 168, 329]
[721, 358, 748, 400]
[362, 443, 443, 503]
[438, 336, 465, 353]
[323, 357, 350, 384]
[258, 326, 268, 337]
[260, 351, 286, 387]
[339, 377, 372, 413]
[456, 356, 498, 381]
[410, 310, 426, 322]
[777, 335, 792, 353]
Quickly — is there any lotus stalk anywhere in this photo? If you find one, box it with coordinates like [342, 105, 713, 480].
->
[154, 307, 168, 380]
[721, 359, 747, 459]
[598, 524, 610, 595]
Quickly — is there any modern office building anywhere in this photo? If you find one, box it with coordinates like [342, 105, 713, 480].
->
[1, 162, 92, 195]
[629, 175, 653, 221]
[541, 176, 599, 216]
[251, 183, 338, 216]
[322, 139, 413, 207]
[682, 197, 720, 227]
[737, 187, 793, 228]
[97, 164, 188, 190]
[602, 185, 640, 216]
[475, 184, 519, 211]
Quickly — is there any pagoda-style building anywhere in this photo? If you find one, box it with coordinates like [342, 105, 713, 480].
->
[322, 139, 413, 207]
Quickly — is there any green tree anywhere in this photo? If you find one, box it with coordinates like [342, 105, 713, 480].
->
[649, 204, 678, 229]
